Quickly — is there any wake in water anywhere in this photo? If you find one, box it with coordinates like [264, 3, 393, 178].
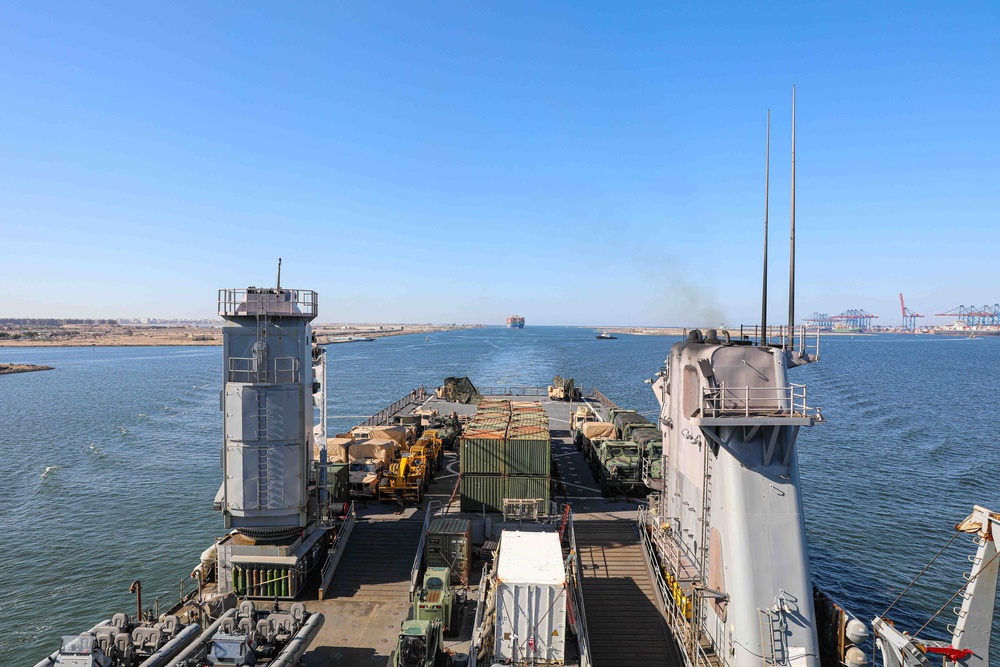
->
[40, 465, 62, 479]
[138, 413, 150, 420]
[84, 442, 106, 458]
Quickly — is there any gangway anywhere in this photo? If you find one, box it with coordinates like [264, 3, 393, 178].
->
[574, 520, 679, 667]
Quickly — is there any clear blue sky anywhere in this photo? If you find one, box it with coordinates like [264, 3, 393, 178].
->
[2, 2, 998, 326]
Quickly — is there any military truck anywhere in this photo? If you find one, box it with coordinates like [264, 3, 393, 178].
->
[389, 620, 451, 667]
[607, 408, 652, 440]
[630, 426, 663, 489]
[547, 375, 581, 401]
[587, 438, 644, 497]
[412, 567, 462, 636]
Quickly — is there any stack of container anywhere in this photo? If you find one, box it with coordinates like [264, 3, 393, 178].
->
[460, 400, 551, 512]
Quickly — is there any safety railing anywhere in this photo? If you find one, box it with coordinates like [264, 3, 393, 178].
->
[564, 510, 594, 667]
[701, 383, 821, 420]
[477, 386, 549, 396]
[589, 387, 620, 411]
[638, 505, 724, 667]
[734, 324, 821, 360]
[318, 502, 356, 601]
[218, 288, 318, 317]
[227, 356, 300, 384]
[357, 387, 430, 427]
[409, 500, 441, 601]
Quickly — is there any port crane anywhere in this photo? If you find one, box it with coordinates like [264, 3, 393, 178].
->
[831, 309, 878, 331]
[899, 293, 924, 332]
[935, 304, 1000, 328]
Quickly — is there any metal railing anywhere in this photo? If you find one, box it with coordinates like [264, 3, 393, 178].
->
[318, 502, 356, 601]
[735, 324, 821, 360]
[564, 510, 594, 667]
[218, 288, 318, 317]
[227, 356, 300, 384]
[477, 386, 548, 396]
[590, 387, 619, 411]
[357, 387, 430, 427]
[409, 500, 441, 600]
[638, 506, 723, 667]
[701, 383, 821, 420]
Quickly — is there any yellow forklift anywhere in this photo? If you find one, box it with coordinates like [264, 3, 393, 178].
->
[379, 446, 430, 503]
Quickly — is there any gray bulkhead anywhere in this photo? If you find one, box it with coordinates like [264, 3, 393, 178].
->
[659, 338, 819, 667]
[220, 294, 316, 531]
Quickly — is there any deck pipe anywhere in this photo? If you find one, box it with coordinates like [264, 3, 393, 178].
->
[166, 608, 237, 666]
[31, 620, 111, 667]
[137, 622, 202, 667]
[268, 613, 325, 667]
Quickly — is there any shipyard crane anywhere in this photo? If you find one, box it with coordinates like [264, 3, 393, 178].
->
[935, 304, 1000, 328]
[899, 294, 924, 332]
[831, 309, 878, 332]
[804, 312, 833, 330]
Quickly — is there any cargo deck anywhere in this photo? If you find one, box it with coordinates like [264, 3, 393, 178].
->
[295, 387, 678, 667]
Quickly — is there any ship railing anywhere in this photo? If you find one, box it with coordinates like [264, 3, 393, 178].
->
[218, 288, 318, 318]
[564, 508, 594, 667]
[477, 386, 548, 396]
[409, 500, 442, 601]
[733, 324, 821, 358]
[701, 383, 821, 420]
[589, 387, 620, 411]
[638, 505, 724, 667]
[227, 356, 300, 384]
[356, 386, 430, 427]
[318, 502, 357, 601]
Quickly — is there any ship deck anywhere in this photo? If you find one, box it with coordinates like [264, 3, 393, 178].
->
[181, 389, 678, 667]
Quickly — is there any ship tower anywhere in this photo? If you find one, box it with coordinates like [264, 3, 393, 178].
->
[212, 279, 330, 599]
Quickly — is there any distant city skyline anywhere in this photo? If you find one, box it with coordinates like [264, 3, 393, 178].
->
[2, 3, 998, 326]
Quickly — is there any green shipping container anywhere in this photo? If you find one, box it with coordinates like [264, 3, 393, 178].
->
[459, 474, 505, 512]
[425, 517, 473, 585]
[503, 439, 551, 476]
[504, 475, 550, 511]
[460, 437, 504, 474]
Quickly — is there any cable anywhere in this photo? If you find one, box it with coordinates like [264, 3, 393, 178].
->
[880, 530, 961, 617]
[912, 546, 1000, 641]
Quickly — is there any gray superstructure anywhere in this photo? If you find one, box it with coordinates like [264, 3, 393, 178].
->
[646, 326, 824, 667]
[218, 286, 319, 534]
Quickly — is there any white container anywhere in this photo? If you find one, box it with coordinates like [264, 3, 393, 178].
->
[494, 531, 567, 665]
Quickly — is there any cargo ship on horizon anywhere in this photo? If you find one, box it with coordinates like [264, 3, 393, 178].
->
[505, 315, 525, 328]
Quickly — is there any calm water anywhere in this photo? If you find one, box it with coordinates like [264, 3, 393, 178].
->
[2, 328, 998, 663]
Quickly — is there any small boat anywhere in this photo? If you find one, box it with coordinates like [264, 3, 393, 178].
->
[596, 332, 617, 340]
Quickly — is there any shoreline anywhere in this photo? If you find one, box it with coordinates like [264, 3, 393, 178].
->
[0, 363, 54, 374]
[0, 323, 483, 348]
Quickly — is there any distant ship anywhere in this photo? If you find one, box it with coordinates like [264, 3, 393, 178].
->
[596, 331, 616, 339]
[506, 315, 525, 328]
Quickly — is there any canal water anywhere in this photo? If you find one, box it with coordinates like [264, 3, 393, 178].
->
[2, 328, 998, 663]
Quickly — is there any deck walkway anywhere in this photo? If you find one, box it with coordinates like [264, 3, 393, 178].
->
[575, 520, 679, 667]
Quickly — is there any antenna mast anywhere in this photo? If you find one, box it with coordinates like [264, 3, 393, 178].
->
[276, 258, 282, 291]
[761, 109, 770, 343]
[787, 86, 796, 349]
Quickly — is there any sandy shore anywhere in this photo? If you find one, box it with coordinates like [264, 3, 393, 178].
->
[0, 363, 54, 374]
[0, 323, 482, 347]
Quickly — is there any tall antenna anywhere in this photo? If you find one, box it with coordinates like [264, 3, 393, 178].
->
[787, 85, 796, 348]
[761, 109, 770, 343]
[276, 258, 282, 291]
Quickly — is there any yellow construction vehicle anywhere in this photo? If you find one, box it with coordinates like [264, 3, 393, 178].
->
[379, 447, 430, 503]
[415, 430, 444, 474]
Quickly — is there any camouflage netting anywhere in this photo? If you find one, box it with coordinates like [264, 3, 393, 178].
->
[551, 375, 576, 395]
[439, 376, 481, 404]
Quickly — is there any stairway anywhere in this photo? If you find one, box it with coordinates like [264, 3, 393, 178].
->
[575, 520, 679, 667]
[323, 520, 424, 601]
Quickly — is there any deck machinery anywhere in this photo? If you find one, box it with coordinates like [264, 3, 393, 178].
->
[214, 284, 331, 600]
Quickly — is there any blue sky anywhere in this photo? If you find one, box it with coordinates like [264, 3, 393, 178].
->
[2, 2, 998, 326]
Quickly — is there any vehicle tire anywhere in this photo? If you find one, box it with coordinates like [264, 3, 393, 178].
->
[387, 649, 395, 667]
